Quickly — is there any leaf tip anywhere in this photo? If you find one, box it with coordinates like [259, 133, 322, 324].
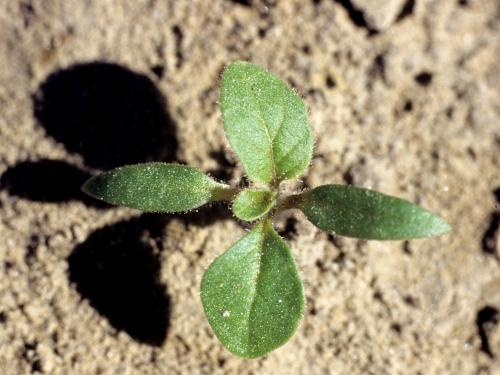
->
[81, 175, 101, 199]
[427, 215, 452, 237]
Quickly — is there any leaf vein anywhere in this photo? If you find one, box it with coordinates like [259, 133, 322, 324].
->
[274, 132, 310, 169]
[244, 225, 266, 351]
[248, 87, 276, 183]
[270, 95, 286, 144]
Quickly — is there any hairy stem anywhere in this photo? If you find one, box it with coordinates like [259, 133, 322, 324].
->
[274, 193, 305, 213]
[211, 185, 240, 202]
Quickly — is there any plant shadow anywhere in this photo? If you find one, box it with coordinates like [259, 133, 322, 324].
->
[68, 215, 170, 346]
[67, 207, 235, 346]
[34, 62, 178, 170]
[0, 159, 108, 208]
[0, 61, 178, 206]
[1, 61, 237, 347]
[0, 61, 183, 346]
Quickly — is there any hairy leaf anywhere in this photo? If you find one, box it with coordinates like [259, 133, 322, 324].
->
[221, 61, 313, 184]
[232, 188, 277, 221]
[82, 163, 231, 212]
[201, 220, 304, 358]
[301, 184, 451, 240]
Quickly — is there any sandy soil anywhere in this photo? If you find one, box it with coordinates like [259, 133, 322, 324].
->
[0, 0, 499, 374]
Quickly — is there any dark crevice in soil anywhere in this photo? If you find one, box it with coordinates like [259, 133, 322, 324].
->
[371, 282, 392, 315]
[172, 25, 184, 68]
[328, 233, 344, 249]
[175, 334, 191, 354]
[396, 0, 415, 22]
[20, 1, 36, 28]
[403, 99, 413, 112]
[258, 21, 275, 37]
[25, 234, 39, 266]
[333, 0, 378, 35]
[22, 341, 43, 373]
[414, 71, 433, 86]
[476, 305, 499, 358]
[328, 233, 345, 249]
[403, 295, 418, 308]
[467, 146, 477, 160]
[483, 211, 500, 257]
[342, 167, 355, 185]
[325, 74, 337, 88]
[390, 322, 402, 334]
[150, 64, 165, 79]
[230, 0, 252, 6]
[218, 357, 226, 367]
[366, 53, 387, 91]
[279, 217, 298, 240]
[328, 234, 348, 266]
[446, 106, 454, 119]
[482, 188, 500, 258]
[372, 53, 387, 83]
[315, 259, 328, 273]
[333, 251, 347, 265]
[199, 85, 218, 116]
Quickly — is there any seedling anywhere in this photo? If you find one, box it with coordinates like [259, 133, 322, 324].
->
[82, 61, 451, 358]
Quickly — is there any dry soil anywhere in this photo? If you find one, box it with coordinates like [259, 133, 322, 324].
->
[0, 0, 499, 374]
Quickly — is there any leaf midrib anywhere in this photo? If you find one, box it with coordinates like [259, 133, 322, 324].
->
[248, 84, 286, 185]
[274, 131, 310, 177]
[244, 224, 266, 353]
[123, 181, 214, 197]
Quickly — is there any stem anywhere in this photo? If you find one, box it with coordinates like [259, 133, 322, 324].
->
[274, 193, 305, 213]
[211, 185, 239, 202]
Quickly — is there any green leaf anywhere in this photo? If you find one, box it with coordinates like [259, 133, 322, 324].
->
[300, 184, 451, 240]
[201, 220, 304, 358]
[82, 163, 231, 212]
[221, 61, 313, 184]
[232, 188, 277, 221]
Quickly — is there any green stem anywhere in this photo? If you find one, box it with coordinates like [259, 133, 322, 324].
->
[211, 185, 239, 202]
[274, 193, 305, 213]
